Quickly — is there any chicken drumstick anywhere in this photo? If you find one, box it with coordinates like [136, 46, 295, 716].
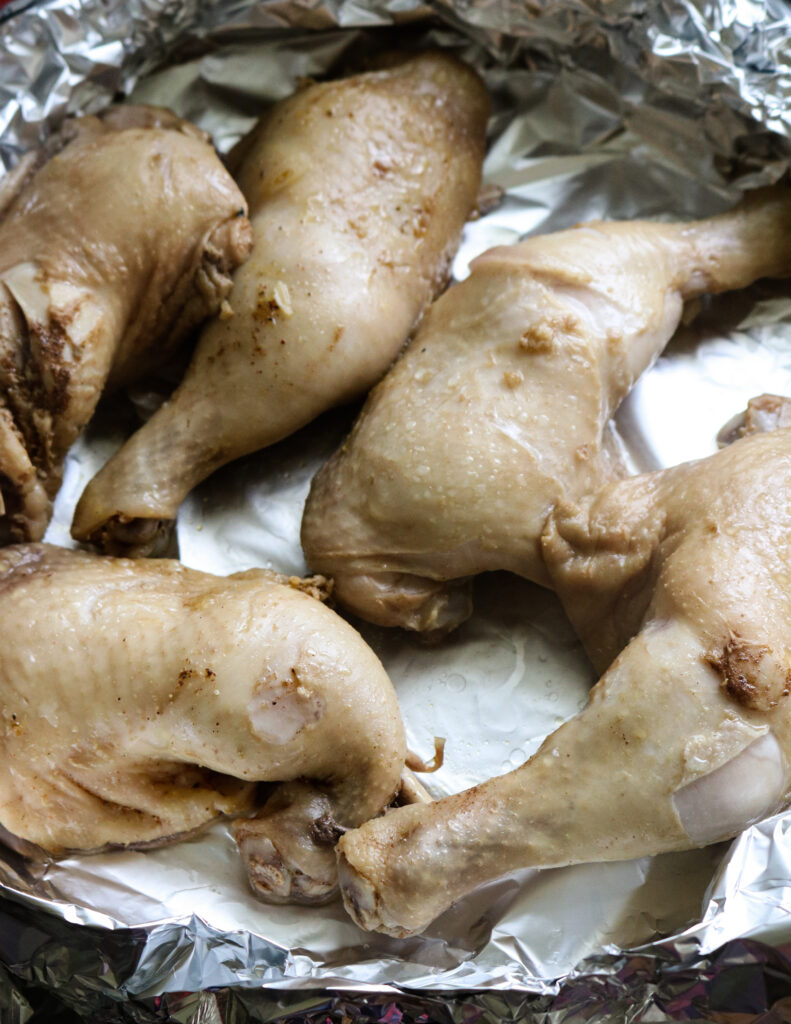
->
[72, 52, 489, 556]
[337, 406, 791, 936]
[302, 188, 791, 632]
[0, 543, 405, 905]
[0, 106, 251, 543]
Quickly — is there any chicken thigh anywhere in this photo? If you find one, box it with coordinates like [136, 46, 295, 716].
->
[302, 188, 791, 632]
[336, 406, 791, 936]
[71, 52, 489, 556]
[0, 543, 405, 904]
[0, 107, 252, 543]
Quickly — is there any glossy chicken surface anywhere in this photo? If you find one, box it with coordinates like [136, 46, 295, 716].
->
[0, 106, 252, 544]
[72, 52, 489, 556]
[0, 544, 405, 904]
[302, 188, 791, 632]
[337, 410, 791, 936]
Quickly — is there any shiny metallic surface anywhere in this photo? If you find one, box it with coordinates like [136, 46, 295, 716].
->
[2, 0, 791, 1018]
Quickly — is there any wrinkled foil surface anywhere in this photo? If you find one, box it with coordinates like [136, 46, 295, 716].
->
[3, 0, 791, 1019]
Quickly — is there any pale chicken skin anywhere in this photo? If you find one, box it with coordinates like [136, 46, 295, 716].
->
[0, 544, 405, 905]
[0, 106, 252, 543]
[301, 188, 791, 632]
[336, 411, 791, 937]
[71, 52, 489, 556]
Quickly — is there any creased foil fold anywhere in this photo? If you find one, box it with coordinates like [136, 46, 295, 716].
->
[3, 0, 791, 1020]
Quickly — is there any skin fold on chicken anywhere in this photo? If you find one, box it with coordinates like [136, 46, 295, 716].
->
[335, 400, 791, 936]
[71, 51, 490, 557]
[0, 106, 252, 544]
[0, 543, 405, 905]
[301, 187, 791, 633]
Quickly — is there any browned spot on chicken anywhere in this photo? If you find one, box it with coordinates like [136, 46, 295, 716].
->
[33, 314, 75, 417]
[413, 197, 436, 239]
[705, 633, 791, 711]
[502, 369, 524, 389]
[718, 393, 791, 447]
[519, 320, 557, 354]
[521, 313, 580, 352]
[253, 291, 281, 323]
[91, 513, 170, 558]
[575, 443, 594, 462]
[348, 217, 367, 240]
[286, 573, 332, 603]
[309, 812, 346, 845]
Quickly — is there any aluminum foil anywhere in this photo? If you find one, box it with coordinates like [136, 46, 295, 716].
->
[4, 0, 791, 1019]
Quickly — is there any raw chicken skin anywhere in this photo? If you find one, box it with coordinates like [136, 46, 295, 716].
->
[0, 544, 405, 905]
[301, 188, 791, 632]
[0, 106, 251, 543]
[336, 409, 791, 936]
[71, 52, 489, 556]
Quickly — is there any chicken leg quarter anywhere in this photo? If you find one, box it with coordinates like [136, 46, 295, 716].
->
[302, 188, 791, 632]
[72, 52, 489, 555]
[0, 543, 405, 905]
[0, 106, 252, 543]
[336, 409, 791, 936]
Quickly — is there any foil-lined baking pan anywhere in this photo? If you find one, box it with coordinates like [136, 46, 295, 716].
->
[3, 0, 791, 1019]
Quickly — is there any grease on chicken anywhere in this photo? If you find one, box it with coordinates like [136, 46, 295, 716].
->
[71, 51, 489, 556]
[302, 188, 791, 632]
[0, 543, 405, 905]
[0, 106, 252, 543]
